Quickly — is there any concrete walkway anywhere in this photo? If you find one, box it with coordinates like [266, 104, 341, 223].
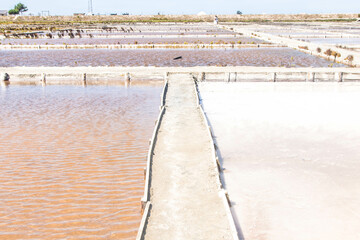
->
[142, 74, 232, 240]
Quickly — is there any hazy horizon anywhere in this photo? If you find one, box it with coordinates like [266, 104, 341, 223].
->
[2, 0, 359, 16]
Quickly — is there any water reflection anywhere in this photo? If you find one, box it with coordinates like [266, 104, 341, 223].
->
[1, 81, 10, 88]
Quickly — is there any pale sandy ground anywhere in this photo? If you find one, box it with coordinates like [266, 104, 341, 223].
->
[199, 82, 360, 240]
[143, 74, 232, 240]
[220, 24, 360, 67]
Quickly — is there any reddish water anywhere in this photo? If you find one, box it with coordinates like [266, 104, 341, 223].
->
[0, 37, 263, 45]
[0, 48, 344, 67]
[0, 84, 162, 239]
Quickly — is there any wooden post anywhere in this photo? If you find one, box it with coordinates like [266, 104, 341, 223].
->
[124, 72, 131, 87]
[1, 73, 10, 82]
[164, 72, 169, 82]
[338, 72, 344, 82]
[41, 73, 46, 85]
[82, 73, 87, 86]
[1, 73, 10, 87]
[224, 191, 232, 207]
[216, 157, 222, 172]
[342, 72, 346, 82]
[306, 72, 315, 82]
[141, 200, 146, 214]
[225, 72, 231, 82]
[200, 72, 205, 82]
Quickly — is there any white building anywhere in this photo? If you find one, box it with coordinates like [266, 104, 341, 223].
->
[0, 10, 8, 16]
[197, 11, 207, 16]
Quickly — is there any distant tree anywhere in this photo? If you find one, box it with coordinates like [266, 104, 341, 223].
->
[9, 3, 28, 15]
[237, 11, 242, 15]
[345, 55, 354, 66]
[8, 9, 20, 15]
[15, 3, 28, 14]
[324, 49, 332, 58]
[331, 51, 341, 62]
[345, 55, 354, 62]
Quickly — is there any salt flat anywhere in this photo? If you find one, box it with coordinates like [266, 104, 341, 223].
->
[199, 82, 360, 240]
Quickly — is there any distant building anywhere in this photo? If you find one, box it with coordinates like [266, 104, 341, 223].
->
[0, 10, 8, 16]
[73, 13, 85, 16]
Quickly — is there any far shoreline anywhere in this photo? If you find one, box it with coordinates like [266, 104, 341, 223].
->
[0, 13, 359, 25]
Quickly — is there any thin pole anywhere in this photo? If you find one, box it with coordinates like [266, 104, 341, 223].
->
[88, 0, 93, 14]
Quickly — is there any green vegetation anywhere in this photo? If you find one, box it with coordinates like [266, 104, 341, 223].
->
[8, 9, 19, 15]
[324, 49, 341, 62]
[298, 46, 309, 50]
[345, 55, 354, 62]
[8, 3, 28, 15]
[332, 51, 341, 61]
[324, 49, 332, 57]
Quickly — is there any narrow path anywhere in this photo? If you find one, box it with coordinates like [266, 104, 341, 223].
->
[218, 24, 360, 67]
[143, 73, 232, 240]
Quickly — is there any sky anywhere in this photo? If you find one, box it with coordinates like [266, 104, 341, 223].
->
[2, 0, 359, 16]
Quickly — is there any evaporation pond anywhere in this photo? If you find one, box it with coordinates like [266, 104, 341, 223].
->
[0, 48, 345, 67]
[0, 84, 162, 239]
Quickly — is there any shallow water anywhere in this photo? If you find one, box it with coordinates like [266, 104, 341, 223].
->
[0, 84, 162, 239]
[88, 31, 234, 36]
[0, 36, 263, 45]
[200, 82, 360, 240]
[0, 48, 344, 67]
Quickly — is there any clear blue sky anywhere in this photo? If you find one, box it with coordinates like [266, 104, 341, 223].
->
[2, 0, 359, 15]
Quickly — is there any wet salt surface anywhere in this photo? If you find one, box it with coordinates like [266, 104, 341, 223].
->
[0, 37, 263, 45]
[0, 48, 344, 67]
[199, 82, 360, 240]
[0, 84, 162, 239]
[298, 38, 360, 45]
